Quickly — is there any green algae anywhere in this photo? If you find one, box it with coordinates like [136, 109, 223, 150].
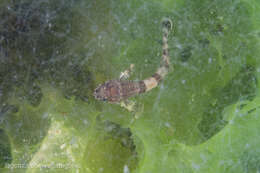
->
[0, 0, 260, 172]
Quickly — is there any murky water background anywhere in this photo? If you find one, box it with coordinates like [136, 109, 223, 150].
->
[0, 0, 260, 172]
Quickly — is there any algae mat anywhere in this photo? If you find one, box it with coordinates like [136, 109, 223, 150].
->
[0, 0, 260, 172]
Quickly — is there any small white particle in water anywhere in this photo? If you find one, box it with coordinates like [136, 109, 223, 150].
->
[42, 144, 47, 150]
[106, 124, 115, 132]
[160, 84, 164, 89]
[70, 137, 77, 145]
[218, 16, 224, 20]
[239, 113, 245, 117]
[74, 143, 79, 148]
[83, 120, 88, 125]
[192, 162, 200, 170]
[165, 122, 171, 128]
[181, 80, 186, 84]
[90, 25, 98, 33]
[123, 27, 127, 31]
[219, 160, 225, 165]
[208, 57, 212, 64]
[42, 112, 49, 119]
[60, 143, 66, 150]
[257, 68, 260, 73]
[46, 13, 50, 18]
[183, 62, 188, 67]
[98, 35, 102, 40]
[245, 143, 250, 148]
[176, 44, 182, 49]
[200, 154, 207, 162]
[123, 165, 130, 173]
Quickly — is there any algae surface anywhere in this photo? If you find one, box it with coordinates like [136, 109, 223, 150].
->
[0, 0, 260, 172]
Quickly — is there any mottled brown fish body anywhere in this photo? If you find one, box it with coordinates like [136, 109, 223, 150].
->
[94, 80, 146, 103]
[103, 80, 121, 102]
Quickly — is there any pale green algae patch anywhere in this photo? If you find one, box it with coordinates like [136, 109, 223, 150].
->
[0, 0, 260, 173]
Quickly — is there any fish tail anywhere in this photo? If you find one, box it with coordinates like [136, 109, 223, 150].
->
[142, 18, 173, 92]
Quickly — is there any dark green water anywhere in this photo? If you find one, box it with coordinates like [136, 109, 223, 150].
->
[0, 0, 260, 172]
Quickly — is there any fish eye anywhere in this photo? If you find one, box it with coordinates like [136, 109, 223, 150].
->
[95, 88, 99, 93]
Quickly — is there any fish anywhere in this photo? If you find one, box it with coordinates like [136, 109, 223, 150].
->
[94, 18, 173, 103]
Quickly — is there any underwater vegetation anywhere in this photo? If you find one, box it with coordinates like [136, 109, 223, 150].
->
[0, 0, 260, 172]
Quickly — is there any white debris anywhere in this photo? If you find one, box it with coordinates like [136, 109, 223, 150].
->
[60, 143, 66, 150]
[123, 165, 130, 173]
[208, 57, 212, 64]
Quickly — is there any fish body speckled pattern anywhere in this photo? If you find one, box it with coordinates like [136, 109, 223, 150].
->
[94, 18, 172, 103]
